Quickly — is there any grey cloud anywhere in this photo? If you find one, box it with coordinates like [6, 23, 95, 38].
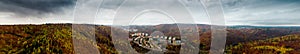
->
[0, 0, 76, 17]
[101, 0, 124, 9]
[221, 0, 300, 25]
[221, 0, 300, 13]
[1, 0, 299, 25]
[99, 0, 202, 25]
[101, 0, 184, 9]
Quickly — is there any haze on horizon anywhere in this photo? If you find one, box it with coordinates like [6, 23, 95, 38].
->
[0, 0, 299, 26]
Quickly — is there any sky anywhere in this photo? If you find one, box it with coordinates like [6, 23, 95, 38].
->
[0, 0, 299, 26]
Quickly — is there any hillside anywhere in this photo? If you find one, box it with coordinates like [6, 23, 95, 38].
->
[128, 24, 300, 54]
[0, 24, 117, 54]
[0, 24, 300, 54]
[226, 34, 300, 54]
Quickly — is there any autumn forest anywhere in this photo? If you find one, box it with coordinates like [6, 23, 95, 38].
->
[0, 24, 299, 54]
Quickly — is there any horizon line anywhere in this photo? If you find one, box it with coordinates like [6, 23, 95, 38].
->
[0, 23, 300, 27]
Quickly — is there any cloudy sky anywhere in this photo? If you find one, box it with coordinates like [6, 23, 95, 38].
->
[0, 0, 299, 26]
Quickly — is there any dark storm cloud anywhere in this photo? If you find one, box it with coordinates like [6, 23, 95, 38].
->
[0, 0, 76, 17]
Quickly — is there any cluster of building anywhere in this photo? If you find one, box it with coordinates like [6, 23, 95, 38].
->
[129, 32, 182, 50]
